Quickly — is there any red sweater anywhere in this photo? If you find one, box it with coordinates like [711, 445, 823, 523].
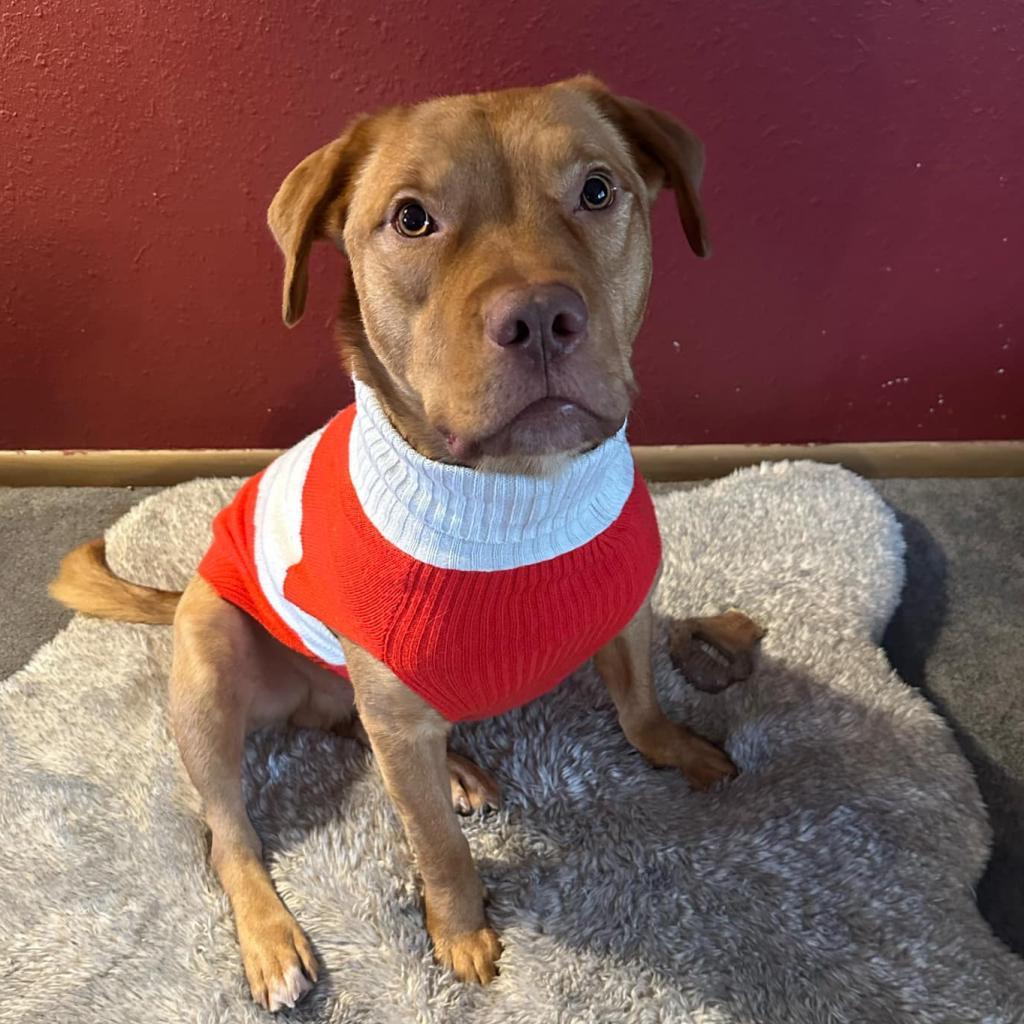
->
[198, 383, 661, 722]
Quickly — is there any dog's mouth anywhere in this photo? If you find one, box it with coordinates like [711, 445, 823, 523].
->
[444, 397, 621, 462]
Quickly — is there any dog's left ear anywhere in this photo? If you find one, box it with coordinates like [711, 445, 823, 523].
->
[267, 115, 375, 327]
[568, 77, 710, 258]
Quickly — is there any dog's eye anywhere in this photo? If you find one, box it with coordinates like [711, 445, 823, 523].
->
[393, 202, 435, 238]
[579, 174, 615, 211]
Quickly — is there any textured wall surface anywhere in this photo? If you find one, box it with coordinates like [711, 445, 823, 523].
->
[2, 0, 1021, 448]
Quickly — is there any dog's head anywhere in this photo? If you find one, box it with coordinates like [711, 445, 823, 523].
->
[268, 76, 708, 467]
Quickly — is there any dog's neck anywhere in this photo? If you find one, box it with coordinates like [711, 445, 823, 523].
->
[472, 451, 573, 478]
[338, 281, 600, 477]
[353, 377, 576, 479]
[349, 379, 635, 571]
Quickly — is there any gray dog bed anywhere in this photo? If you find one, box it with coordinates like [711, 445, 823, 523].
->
[2, 463, 1022, 1023]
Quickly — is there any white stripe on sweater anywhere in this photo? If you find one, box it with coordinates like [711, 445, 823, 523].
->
[253, 426, 346, 667]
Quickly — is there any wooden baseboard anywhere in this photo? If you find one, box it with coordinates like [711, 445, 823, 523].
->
[1, 440, 1021, 486]
[0, 449, 282, 487]
[634, 440, 1024, 482]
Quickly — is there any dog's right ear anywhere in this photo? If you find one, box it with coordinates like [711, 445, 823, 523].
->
[267, 116, 374, 327]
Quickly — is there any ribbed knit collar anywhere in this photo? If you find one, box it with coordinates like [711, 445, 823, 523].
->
[348, 380, 636, 571]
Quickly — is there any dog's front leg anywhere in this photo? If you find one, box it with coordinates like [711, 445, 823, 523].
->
[594, 595, 738, 790]
[342, 641, 501, 984]
[170, 577, 318, 1012]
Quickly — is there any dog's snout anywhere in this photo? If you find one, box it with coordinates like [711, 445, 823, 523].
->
[484, 284, 588, 359]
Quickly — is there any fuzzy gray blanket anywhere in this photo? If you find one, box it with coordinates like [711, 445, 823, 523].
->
[2, 463, 1022, 1023]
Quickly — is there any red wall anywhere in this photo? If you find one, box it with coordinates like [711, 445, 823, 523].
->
[3, 0, 1022, 449]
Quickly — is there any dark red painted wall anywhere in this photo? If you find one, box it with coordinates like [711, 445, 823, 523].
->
[3, 0, 1022, 449]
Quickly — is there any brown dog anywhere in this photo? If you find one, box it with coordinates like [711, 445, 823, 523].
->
[51, 77, 763, 1012]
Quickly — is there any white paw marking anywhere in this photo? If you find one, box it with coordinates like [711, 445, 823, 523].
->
[267, 963, 313, 1012]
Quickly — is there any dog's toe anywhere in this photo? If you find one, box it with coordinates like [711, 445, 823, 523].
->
[267, 963, 314, 1012]
[679, 737, 738, 790]
[240, 911, 318, 1012]
[434, 925, 503, 984]
[669, 609, 766, 693]
[447, 751, 501, 814]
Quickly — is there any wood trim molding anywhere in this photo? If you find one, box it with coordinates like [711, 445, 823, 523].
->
[634, 441, 1024, 482]
[1, 441, 1022, 486]
[0, 449, 281, 487]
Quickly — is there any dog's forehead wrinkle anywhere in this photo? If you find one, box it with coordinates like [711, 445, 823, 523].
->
[369, 110, 516, 214]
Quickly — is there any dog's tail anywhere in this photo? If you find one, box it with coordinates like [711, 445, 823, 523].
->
[49, 539, 181, 625]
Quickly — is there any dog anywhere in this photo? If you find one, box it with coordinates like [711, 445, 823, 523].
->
[51, 76, 764, 1012]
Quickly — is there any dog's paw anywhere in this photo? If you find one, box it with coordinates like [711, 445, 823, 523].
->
[239, 910, 318, 1012]
[433, 925, 502, 984]
[678, 734, 738, 790]
[669, 608, 766, 693]
[447, 751, 501, 815]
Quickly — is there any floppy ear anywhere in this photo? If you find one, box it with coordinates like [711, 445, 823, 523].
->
[267, 116, 373, 326]
[571, 78, 709, 258]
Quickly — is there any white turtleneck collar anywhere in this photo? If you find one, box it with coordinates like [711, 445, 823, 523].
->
[348, 380, 636, 572]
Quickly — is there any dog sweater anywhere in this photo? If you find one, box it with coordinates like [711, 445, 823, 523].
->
[198, 381, 662, 722]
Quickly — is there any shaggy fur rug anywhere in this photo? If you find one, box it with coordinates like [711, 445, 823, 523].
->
[2, 463, 1022, 1023]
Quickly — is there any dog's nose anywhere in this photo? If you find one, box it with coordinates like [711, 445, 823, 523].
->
[484, 284, 588, 359]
